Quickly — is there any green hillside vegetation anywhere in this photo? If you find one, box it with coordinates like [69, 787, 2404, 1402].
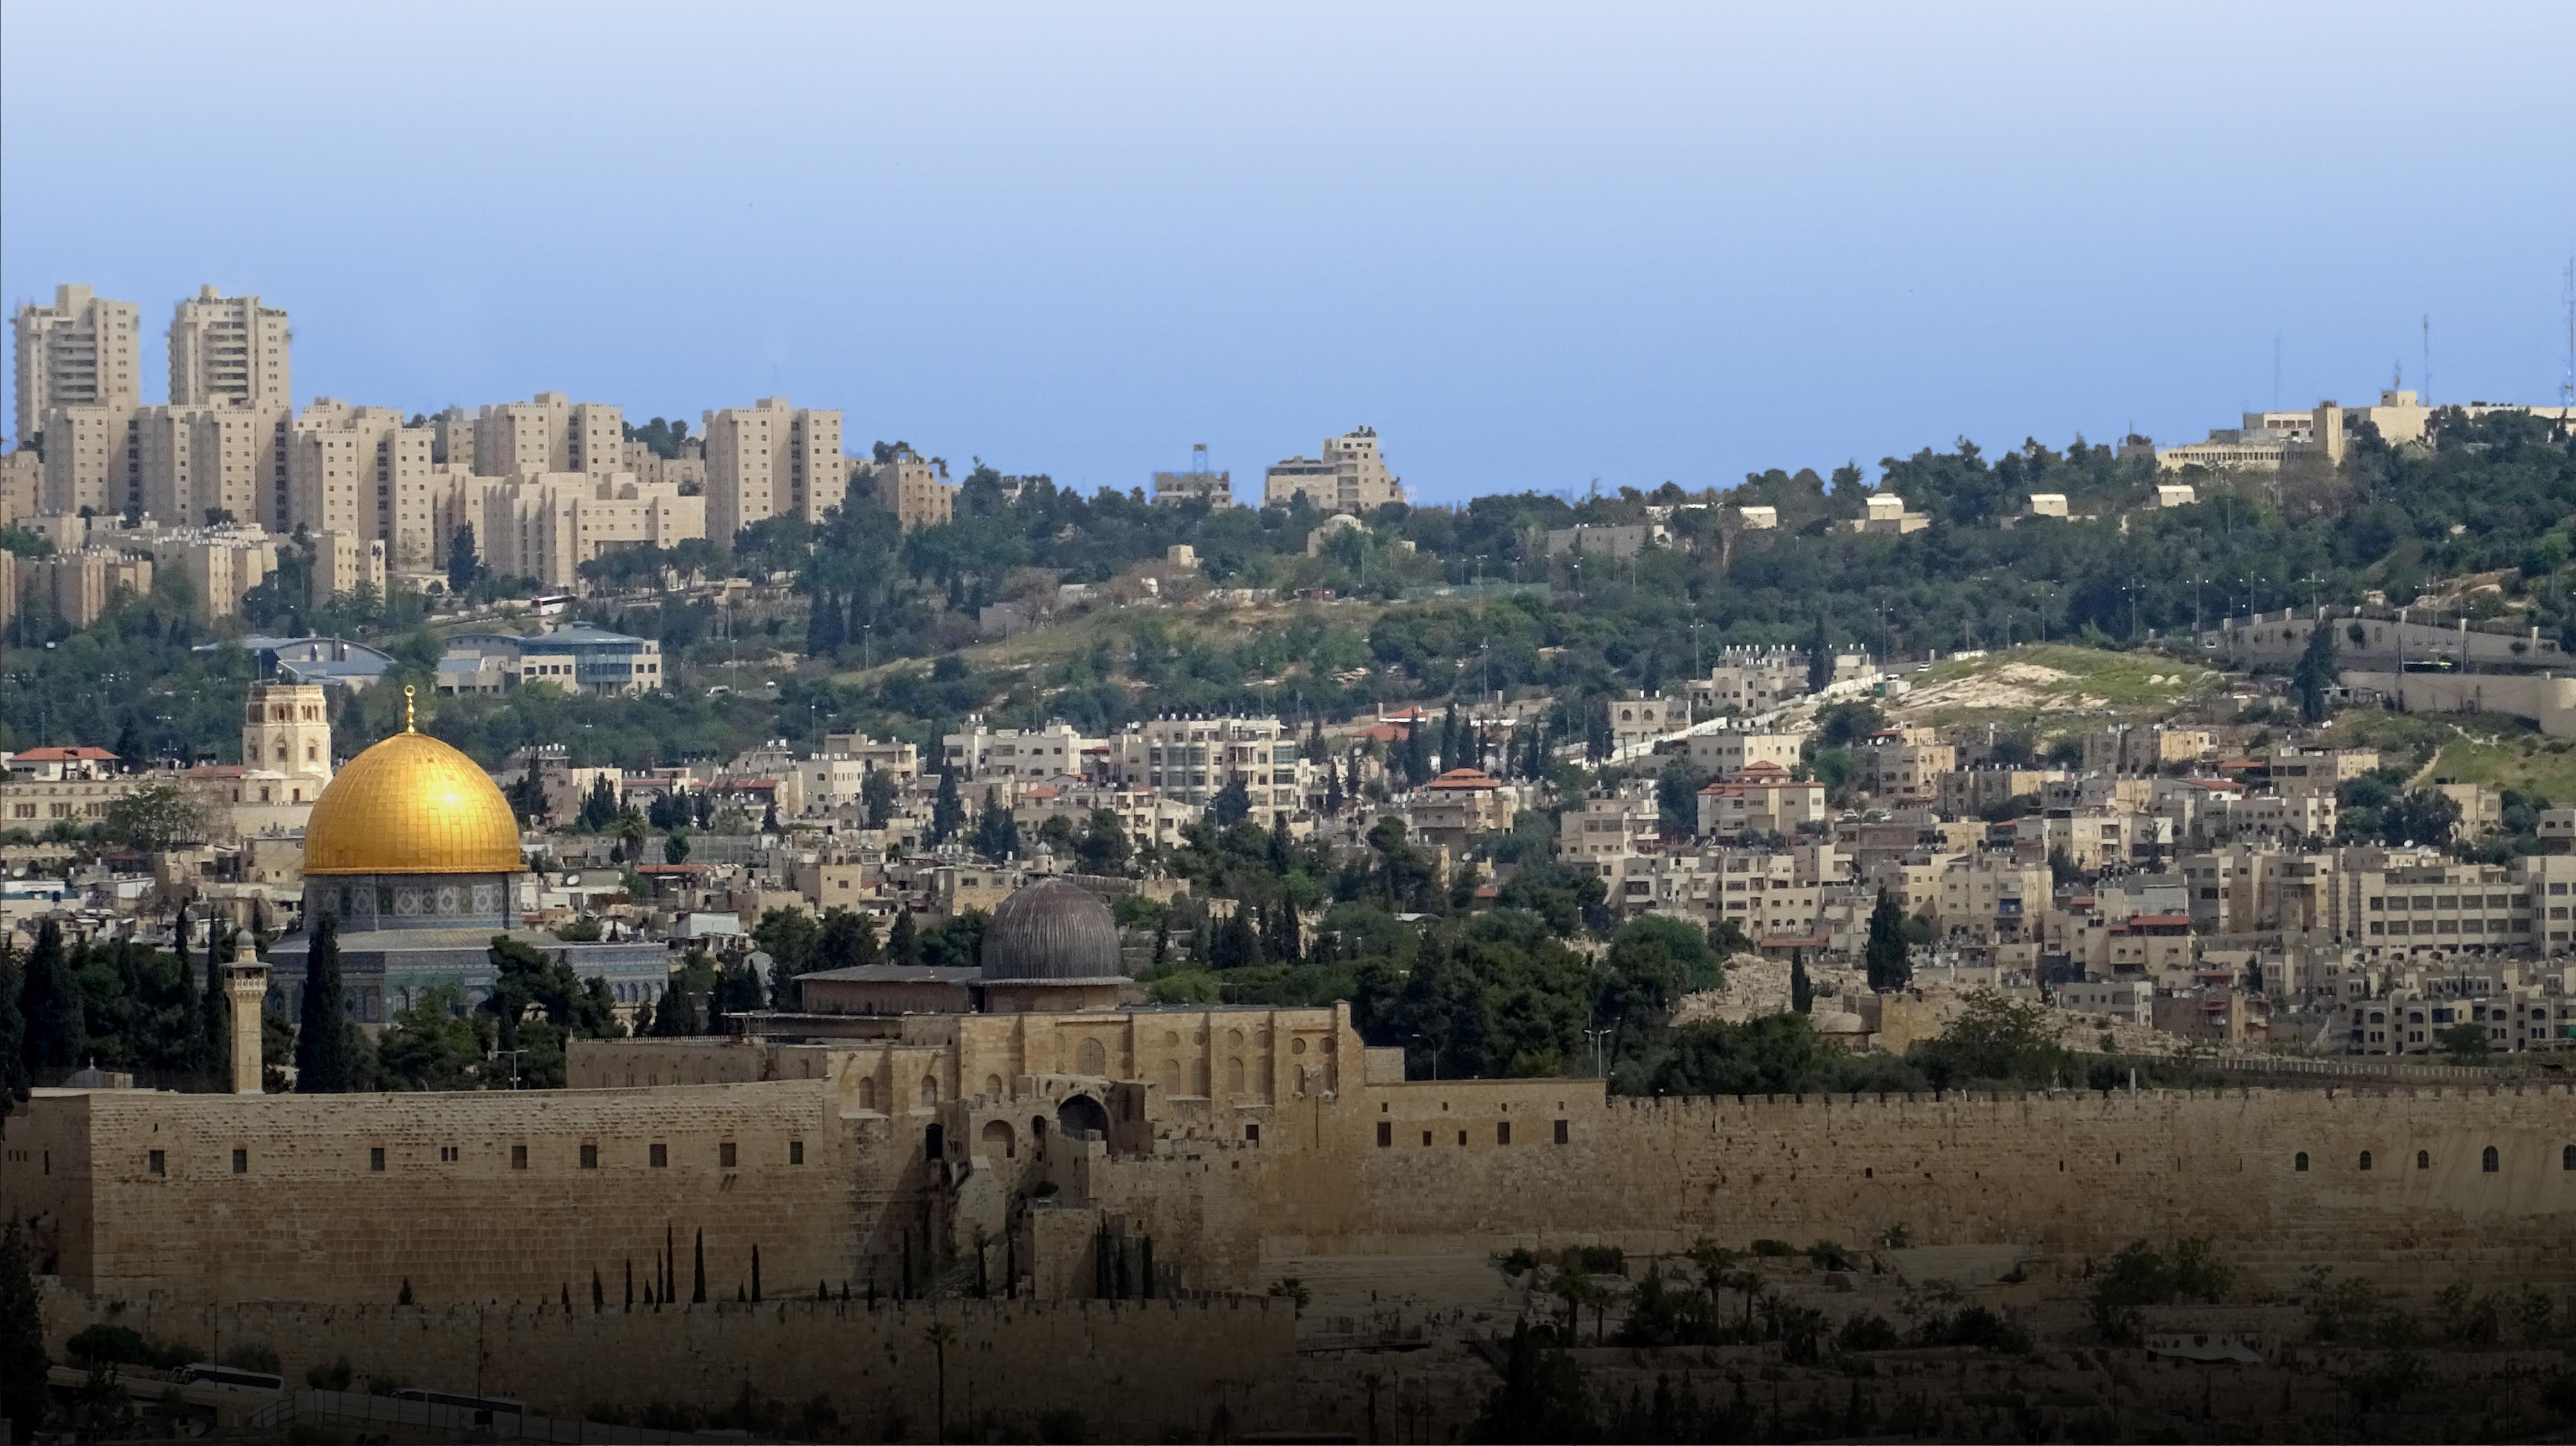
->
[3, 408, 2570, 771]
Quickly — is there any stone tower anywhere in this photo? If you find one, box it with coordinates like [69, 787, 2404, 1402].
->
[224, 937, 268, 1094]
[242, 682, 332, 796]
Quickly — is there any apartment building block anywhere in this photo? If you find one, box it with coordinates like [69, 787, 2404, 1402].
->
[1608, 693, 1686, 752]
[313, 529, 388, 601]
[13, 285, 140, 445]
[28, 549, 154, 628]
[36, 405, 133, 516]
[862, 445, 955, 531]
[1687, 728, 1806, 777]
[133, 405, 289, 529]
[476, 473, 706, 590]
[1695, 763, 1825, 839]
[944, 719, 1093, 782]
[474, 393, 624, 478]
[1262, 426, 1406, 511]
[1858, 734, 1957, 803]
[1101, 715, 1307, 814]
[702, 397, 846, 541]
[135, 527, 279, 623]
[167, 286, 290, 411]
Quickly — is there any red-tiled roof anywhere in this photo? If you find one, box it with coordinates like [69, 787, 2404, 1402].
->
[1424, 767, 1501, 791]
[12, 746, 117, 762]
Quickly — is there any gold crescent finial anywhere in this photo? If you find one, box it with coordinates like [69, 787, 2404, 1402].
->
[403, 684, 417, 733]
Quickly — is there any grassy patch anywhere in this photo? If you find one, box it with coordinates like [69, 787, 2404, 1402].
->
[1898, 644, 2216, 728]
[2323, 709, 2576, 798]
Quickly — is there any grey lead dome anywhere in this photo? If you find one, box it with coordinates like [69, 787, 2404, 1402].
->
[980, 877, 1123, 980]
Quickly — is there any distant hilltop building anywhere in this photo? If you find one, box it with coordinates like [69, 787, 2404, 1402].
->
[1263, 426, 1406, 511]
[2150, 390, 2576, 473]
[1152, 443, 1235, 508]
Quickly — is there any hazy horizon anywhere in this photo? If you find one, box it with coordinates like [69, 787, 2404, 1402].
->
[5, 1, 2572, 502]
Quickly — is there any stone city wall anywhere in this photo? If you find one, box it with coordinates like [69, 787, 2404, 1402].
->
[1267, 1080, 2576, 1294]
[6, 1080, 916, 1305]
[38, 1287, 1296, 1439]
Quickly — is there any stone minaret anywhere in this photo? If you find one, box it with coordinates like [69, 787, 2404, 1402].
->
[224, 936, 268, 1094]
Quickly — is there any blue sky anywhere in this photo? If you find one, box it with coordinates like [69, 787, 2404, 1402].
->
[6, 2, 2572, 502]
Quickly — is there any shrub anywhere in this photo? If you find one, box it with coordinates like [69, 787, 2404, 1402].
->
[65, 1325, 150, 1366]
[306, 1359, 353, 1391]
[1834, 1313, 1901, 1352]
[1749, 1239, 1798, 1258]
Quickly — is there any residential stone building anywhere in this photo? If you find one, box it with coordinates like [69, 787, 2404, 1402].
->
[861, 445, 955, 531]
[13, 285, 139, 445]
[703, 397, 845, 540]
[474, 392, 624, 478]
[476, 472, 706, 588]
[139, 404, 294, 530]
[1262, 426, 1405, 511]
[167, 286, 291, 411]
[1101, 715, 1307, 814]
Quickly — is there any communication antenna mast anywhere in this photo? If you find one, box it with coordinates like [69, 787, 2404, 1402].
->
[2273, 335, 2281, 412]
[2421, 314, 2432, 403]
[2561, 254, 2574, 407]
[1191, 442, 1209, 476]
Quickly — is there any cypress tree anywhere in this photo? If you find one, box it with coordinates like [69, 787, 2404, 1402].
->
[0, 1221, 45, 1434]
[888, 908, 921, 968]
[0, 938, 30, 1117]
[1790, 949, 1813, 1015]
[296, 915, 348, 1092]
[625, 1258, 634, 1311]
[692, 1227, 706, 1303]
[751, 1243, 762, 1302]
[172, 903, 198, 1036]
[199, 922, 231, 1078]
[21, 919, 82, 1073]
[1864, 889, 1912, 994]
[593, 1267, 604, 1312]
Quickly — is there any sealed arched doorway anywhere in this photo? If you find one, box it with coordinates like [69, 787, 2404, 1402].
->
[981, 1118, 1016, 1160]
[1057, 1094, 1109, 1140]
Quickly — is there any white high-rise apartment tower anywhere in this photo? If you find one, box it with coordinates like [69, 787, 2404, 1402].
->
[13, 284, 141, 446]
[168, 286, 292, 411]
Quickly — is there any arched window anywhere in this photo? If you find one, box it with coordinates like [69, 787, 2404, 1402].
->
[2482, 1145, 2499, 1173]
[924, 1124, 943, 1161]
[980, 1119, 1015, 1160]
[1076, 1039, 1108, 1076]
[2294, 1152, 2309, 1172]
[857, 1077, 877, 1111]
[920, 1075, 940, 1108]
[1226, 1058, 1246, 1094]
[2562, 1145, 2574, 1171]
[2417, 1149, 2429, 1170]
[982, 1073, 1002, 1099]
[2358, 1151, 2372, 1171]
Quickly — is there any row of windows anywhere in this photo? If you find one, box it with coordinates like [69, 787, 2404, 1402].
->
[2290, 1145, 2574, 1173]
[1376, 1118, 1569, 1147]
[159, 1139, 804, 1176]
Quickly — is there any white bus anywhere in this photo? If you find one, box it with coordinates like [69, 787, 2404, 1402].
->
[175, 1363, 283, 1392]
[391, 1387, 526, 1422]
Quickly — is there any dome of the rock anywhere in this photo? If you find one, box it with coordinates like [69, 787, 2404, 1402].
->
[301, 721, 521, 876]
[980, 877, 1123, 981]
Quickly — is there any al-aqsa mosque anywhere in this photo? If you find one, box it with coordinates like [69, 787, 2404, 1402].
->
[263, 689, 667, 1020]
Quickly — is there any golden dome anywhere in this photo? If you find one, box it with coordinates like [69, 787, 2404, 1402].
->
[302, 709, 523, 876]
